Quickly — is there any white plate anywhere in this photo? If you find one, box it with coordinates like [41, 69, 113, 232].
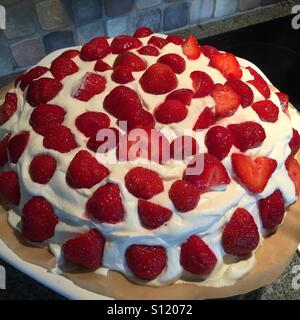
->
[0, 239, 113, 300]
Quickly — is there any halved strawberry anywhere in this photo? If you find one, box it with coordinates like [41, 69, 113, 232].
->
[226, 79, 254, 107]
[59, 49, 80, 59]
[0, 134, 10, 166]
[158, 53, 186, 74]
[276, 92, 289, 112]
[73, 72, 106, 101]
[193, 107, 216, 130]
[183, 153, 230, 192]
[137, 45, 160, 56]
[94, 59, 112, 72]
[50, 56, 79, 80]
[166, 89, 194, 106]
[166, 35, 184, 45]
[111, 35, 142, 54]
[0, 171, 20, 205]
[201, 45, 219, 59]
[251, 100, 279, 123]
[8, 131, 30, 163]
[16, 66, 49, 91]
[147, 36, 168, 49]
[285, 155, 300, 196]
[182, 35, 201, 60]
[289, 129, 300, 156]
[211, 83, 242, 118]
[0, 93, 17, 126]
[154, 100, 188, 124]
[190, 71, 214, 98]
[113, 52, 147, 71]
[231, 153, 277, 193]
[209, 53, 242, 80]
[133, 27, 153, 38]
[80, 36, 111, 61]
[111, 66, 134, 84]
[246, 66, 270, 99]
[139, 63, 178, 95]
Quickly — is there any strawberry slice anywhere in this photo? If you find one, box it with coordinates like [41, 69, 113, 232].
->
[166, 89, 194, 106]
[193, 107, 216, 130]
[183, 153, 230, 192]
[285, 155, 300, 196]
[226, 79, 254, 107]
[246, 66, 270, 99]
[50, 56, 79, 80]
[182, 35, 201, 60]
[209, 53, 242, 80]
[211, 83, 242, 118]
[113, 52, 147, 71]
[231, 153, 277, 193]
[8, 132, 30, 164]
[133, 27, 153, 38]
[73, 72, 106, 101]
[190, 71, 214, 98]
[0, 93, 17, 126]
[16, 66, 49, 91]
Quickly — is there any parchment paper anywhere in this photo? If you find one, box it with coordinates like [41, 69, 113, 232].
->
[1, 83, 300, 300]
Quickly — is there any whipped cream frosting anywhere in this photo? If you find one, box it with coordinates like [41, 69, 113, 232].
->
[1, 33, 299, 288]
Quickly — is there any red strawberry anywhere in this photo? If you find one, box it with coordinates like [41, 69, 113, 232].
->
[227, 121, 266, 152]
[0, 171, 20, 205]
[158, 53, 186, 74]
[125, 108, 155, 130]
[94, 59, 112, 72]
[154, 100, 187, 124]
[74, 72, 106, 101]
[226, 79, 254, 107]
[190, 71, 214, 98]
[111, 35, 142, 54]
[222, 208, 259, 256]
[182, 35, 201, 60]
[16, 66, 49, 91]
[29, 104, 66, 136]
[251, 100, 279, 123]
[137, 45, 160, 56]
[59, 49, 80, 59]
[43, 125, 77, 153]
[133, 27, 153, 38]
[87, 127, 119, 153]
[140, 63, 178, 95]
[209, 53, 242, 80]
[50, 57, 79, 80]
[211, 83, 242, 118]
[111, 65, 134, 84]
[66, 150, 109, 189]
[276, 92, 289, 112]
[22, 196, 58, 242]
[86, 183, 124, 224]
[138, 199, 172, 229]
[285, 155, 300, 196]
[193, 107, 216, 130]
[205, 126, 233, 160]
[166, 35, 184, 45]
[0, 93, 17, 126]
[118, 129, 170, 164]
[103, 85, 142, 120]
[232, 153, 277, 193]
[8, 131, 30, 163]
[125, 244, 167, 280]
[289, 129, 300, 156]
[80, 36, 111, 61]
[169, 180, 200, 212]
[63, 229, 105, 269]
[259, 189, 285, 229]
[75, 111, 110, 138]
[246, 66, 270, 99]
[125, 167, 164, 200]
[201, 45, 219, 59]
[166, 89, 194, 106]
[29, 155, 57, 184]
[180, 235, 217, 275]
[147, 36, 168, 49]
[183, 153, 230, 192]
[27, 78, 63, 107]
[170, 136, 199, 160]
[113, 52, 147, 71]
[0, 134, 10, 166]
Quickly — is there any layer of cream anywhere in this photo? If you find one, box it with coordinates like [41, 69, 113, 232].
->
[1, 33, 299, 287]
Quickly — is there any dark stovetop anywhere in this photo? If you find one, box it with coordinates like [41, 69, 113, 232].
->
[201, 15, 300, 108]
[1, 15, 300, 300]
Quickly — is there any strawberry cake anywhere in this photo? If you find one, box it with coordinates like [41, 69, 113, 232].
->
[1, 26, 300, 288]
